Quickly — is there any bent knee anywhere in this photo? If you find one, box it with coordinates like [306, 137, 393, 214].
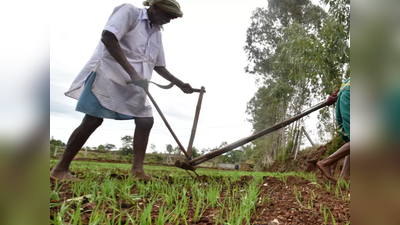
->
[83, 115, 103, 128]
[135, 117, 154, 130]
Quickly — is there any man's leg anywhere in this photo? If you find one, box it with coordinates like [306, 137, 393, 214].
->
[317, 142, 350, 181]
[50, 115, 103, 180]
[340, 155, 350, 181]
[131, 117, 154, 180]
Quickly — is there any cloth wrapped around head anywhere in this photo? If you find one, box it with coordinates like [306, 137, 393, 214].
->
[143, 0, 183, 18]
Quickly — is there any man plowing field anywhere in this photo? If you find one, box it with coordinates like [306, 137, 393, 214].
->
[50, 0, 194, 181]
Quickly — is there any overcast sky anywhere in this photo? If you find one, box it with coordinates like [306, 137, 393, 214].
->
[50, 0, 325, 153]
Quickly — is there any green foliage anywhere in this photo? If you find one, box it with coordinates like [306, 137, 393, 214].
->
[120, 135, 133, 156]
[104, 143, 116, 151]
[50, 144, 56, 156]
[220, 150, 244, 164]
[190, 147, 200, 158]
[276, 140, 293, 163]
[324, 134, 345, 157]
[244, 0, 350, 158]
[154, 154, 165, 163]
[124, 153, 133, 162]
[165, 144, 173, 154]
[50, 138, 65, 147]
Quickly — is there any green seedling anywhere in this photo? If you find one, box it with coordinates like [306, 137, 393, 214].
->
[309, 190, 315, 212]
[329, 208, 337, 225]
[325, 181, 331, 193]
[293, 185, 303, 207]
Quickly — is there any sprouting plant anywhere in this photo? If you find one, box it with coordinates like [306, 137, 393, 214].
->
[325, 181, 331, 193]
[329, 208, 337, 225]
[70, 201, 82, 225]
[50, 189, 61, 201]
[323, 205, 328, 225]
[140, 199, 156, 225]
[293, 185, 303, 207]
[206, 184, 221, 208]
[155, 204, 173, 225]
[192, 190, 208, 223]
[335, 186, 339, 199]
[310, 190, 315, 212]
[55, 201, 73, 224]
[278, 175, 288, 186]
[263, 186, 277, 206]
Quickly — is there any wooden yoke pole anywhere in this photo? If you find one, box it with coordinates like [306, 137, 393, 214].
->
[187, 86, 205, 159]
[190, 101, 329, 166]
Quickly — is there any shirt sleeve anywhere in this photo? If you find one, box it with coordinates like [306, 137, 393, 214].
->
[155, 38, 166, 67]
[104, 4, 140, 41]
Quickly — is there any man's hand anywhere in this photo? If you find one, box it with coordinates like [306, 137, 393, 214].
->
[126, 78, 149, 91]
[327, 89, 340, 105]
[133, 79, 149, 91]
[178, 83, 194, 94]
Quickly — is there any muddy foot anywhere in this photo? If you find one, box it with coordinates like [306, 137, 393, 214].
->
[130, 171, 154, 181]
[50, 169, 81, 182]
[316, 161, 336, 181]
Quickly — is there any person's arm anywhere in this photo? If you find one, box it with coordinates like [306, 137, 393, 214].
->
[101, 30, 147, 89]
[154, 66, 193, 94]
[327, 89, 340, 105]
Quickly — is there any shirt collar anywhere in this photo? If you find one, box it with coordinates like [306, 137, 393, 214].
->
[140, 8, 163, 30]
[140, 8, 149, 21]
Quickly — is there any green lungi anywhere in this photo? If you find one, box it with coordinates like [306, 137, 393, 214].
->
[336, 78, 350, 143]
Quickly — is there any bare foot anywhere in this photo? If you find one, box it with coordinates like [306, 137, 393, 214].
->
[130, 171, 154, 181]
[50, 169, 80, 182]
[316, 161, 336, 181]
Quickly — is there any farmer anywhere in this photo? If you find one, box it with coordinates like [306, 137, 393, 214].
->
[50, 0, 193, 181]
[317, 78, 350, 181]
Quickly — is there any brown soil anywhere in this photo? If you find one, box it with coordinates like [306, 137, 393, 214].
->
[254, 175, 350, 224]
[267, 144, 346, 178]
[50, 171, 350, 224]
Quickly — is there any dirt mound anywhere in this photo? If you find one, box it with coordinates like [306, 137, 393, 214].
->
[267, 142, 345, 177]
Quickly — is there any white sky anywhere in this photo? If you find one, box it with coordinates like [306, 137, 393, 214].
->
[50, 0, 325, 153]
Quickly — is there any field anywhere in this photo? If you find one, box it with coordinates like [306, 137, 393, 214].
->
[50, 160, 350, 224]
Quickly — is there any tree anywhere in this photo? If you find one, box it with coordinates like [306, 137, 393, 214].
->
[50, 138, 66, 147]
[221, 150, 244, 164]
[166, 144, 173, 155]
[190, 147, 200, 158]
[97, 144, 105, 151]
[200, 148, 208, 156]
[243, 0, 349, 162]
[120, 135, 133, 155]
[173, 146, 182, 155]
[154, 154, 164, 163]
[104, 143, 116, 151]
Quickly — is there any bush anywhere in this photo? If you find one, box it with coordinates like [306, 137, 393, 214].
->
[155, 154, 165, 163]
[124, 154, 133, 162]
[324, 134, 345, 157]
[50, 144, 56, 156]
[276, 140, 294, 163]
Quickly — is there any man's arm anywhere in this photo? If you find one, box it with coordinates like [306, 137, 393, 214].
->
[101, 30, 146, 87]
[154, 66, 193, 93]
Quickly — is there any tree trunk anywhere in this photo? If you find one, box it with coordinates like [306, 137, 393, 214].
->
[53, 146, 58, 157]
